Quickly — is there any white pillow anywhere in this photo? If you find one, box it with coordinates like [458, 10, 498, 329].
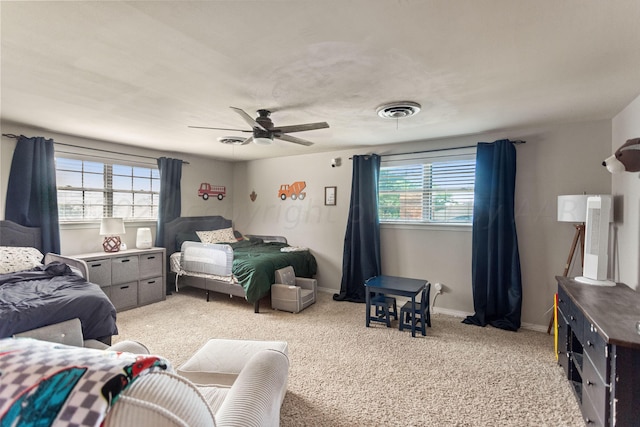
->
[196, 228, 237, 244]
[0, 246, 44, 274]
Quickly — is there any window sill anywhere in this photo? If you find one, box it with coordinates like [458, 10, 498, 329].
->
[59, 220, 157, 230]
[380, 222, 472, 232]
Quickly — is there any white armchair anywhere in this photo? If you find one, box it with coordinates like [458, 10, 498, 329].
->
[271, 266, 317, 313]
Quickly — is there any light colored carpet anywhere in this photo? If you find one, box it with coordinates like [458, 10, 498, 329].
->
[113, 288, 584, 426]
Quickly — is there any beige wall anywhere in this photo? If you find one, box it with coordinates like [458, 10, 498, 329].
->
[0, 121, 234, 255]
[611, 93, 640, 290]
[234, 120, 612, 328]
[1, 118, 613, 329]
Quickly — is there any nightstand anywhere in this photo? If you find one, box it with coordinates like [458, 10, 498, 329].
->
[74, 247, 166, 311]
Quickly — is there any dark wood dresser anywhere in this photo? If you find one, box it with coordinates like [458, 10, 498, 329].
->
[556, 276, 640, 426]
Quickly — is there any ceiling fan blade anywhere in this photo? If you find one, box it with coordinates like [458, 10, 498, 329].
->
[243, 136, 254, 145]
[230, 107, 267, 131]
[188, 126, 252, 133]
[275, 122, 329, 133]
[276, 134, 314, 146]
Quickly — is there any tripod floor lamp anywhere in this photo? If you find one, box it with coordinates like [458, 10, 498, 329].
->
[547, 195, 590, 334]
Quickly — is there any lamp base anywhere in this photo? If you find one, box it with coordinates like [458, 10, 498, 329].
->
[103, 236, 121, 253]
[574, 276, 616, 287]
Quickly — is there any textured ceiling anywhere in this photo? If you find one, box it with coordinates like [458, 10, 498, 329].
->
[2, 1, 640, 161]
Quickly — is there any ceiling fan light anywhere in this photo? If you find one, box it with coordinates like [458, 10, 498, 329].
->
[253, 137, 273, 145]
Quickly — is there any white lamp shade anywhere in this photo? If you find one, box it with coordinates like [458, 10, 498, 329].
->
[253, 137, 272, 145]
[100, 218, 126, 235]
[136, 228, 153, 249]
[557, 195, 590, 223]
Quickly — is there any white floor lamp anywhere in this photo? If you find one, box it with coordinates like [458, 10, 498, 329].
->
[557, 195, 590, 275]
[547, 195, 590, 334]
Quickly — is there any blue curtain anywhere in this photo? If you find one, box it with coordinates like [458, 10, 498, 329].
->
[155, 156, 182, 254]
[333, 154, 382, 303]
[5, 135, 60, 254]
[463, 139, 522, 331]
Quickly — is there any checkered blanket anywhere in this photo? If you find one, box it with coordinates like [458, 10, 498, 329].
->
[0, 338, 171, 427]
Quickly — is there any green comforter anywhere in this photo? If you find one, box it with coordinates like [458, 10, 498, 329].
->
[229, 240, 317, 303]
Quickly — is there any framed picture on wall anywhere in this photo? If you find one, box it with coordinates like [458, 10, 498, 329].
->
[325, 186, 337, 206]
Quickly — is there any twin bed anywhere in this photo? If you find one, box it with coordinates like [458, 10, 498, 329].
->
[0, 220, 117, 342]
[0, 215, 317, 342]
[164, 216, 317, 312]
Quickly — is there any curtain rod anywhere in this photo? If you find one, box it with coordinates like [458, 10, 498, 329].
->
[378, 139, 526, 158]
[349, 140, 526, 159]
[2, 133, 189, 164]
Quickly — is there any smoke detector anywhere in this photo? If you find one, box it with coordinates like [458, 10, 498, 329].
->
[376, 101, 421, 119]
[218, 136, 249, 145]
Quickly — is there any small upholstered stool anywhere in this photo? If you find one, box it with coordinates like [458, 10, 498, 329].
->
[177, 338, 289, 387]
[271, 266, 317, 313]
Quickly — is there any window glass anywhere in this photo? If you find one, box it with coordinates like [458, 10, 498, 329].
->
[56, 157, 159, 222]
[378, 150, 476, 225]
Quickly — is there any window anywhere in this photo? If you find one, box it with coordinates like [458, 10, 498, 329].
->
[378, 150, 476, 225]
[56, 157, 160, 222]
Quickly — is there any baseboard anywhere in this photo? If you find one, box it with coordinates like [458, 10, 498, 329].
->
[319, 287, 548, 332]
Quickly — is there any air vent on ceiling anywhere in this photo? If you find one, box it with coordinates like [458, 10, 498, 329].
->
[376, 101, 421, 119]
[218, 136, 249, 145]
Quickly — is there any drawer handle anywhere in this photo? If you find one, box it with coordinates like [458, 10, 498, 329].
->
[148, 281, 156, 284]
[586, 380, 593, 386]
[121, 259, 130, 263]
[147, 256, 156, 260]
[586, 340, 593, 347]
[585, 418, 593, 424]
[90, 263, 102, 267]
[120, 285, 129, 289]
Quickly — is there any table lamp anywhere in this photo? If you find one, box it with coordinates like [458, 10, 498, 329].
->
[100, 218, 126, 252]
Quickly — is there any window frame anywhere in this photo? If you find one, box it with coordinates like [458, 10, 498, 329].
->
[378, 147, 476, 228]
[55, 155, 160, 223]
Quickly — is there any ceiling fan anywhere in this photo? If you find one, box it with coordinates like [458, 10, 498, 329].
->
[189, 107, 329, 146]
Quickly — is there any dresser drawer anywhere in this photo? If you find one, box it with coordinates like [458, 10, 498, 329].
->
[582, 390, 605, 427]
[139, 276, 164, 306]
[85, 258, 111, 287]
[557, 316, 571, 376]
[112, 255, 139, 284]
[567, 300, 585, 344]
[557, 286, 570, 323]
[110, 281, 138, 311]
[583, 355, 608, 426]
[583, 321, 608, 380]
[139, 252, 162, 279]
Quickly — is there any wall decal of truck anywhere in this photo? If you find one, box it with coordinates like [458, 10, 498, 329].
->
[198, 183, 226, 200]
[278, 181, 306, 200]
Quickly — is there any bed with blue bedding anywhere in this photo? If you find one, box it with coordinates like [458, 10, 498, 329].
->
[0, 220, 117, 342]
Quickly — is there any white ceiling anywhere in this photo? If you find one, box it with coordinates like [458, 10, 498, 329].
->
[2, 1, 640, 161]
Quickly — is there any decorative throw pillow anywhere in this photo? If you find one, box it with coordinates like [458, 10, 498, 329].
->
[196, 228, 237, 244]
[0, 246, 44, 274]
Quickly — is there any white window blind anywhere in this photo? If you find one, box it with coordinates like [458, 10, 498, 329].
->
[56, 157, 160, 222]
[378, 149, 476, 224]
